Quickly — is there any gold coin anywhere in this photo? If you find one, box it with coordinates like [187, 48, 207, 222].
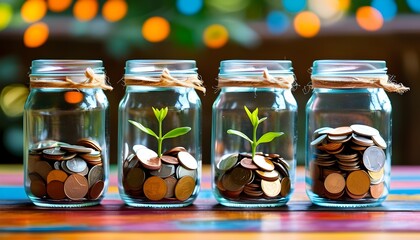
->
[47, 180, 66, 200]
[175, 176, 196, 201]
[46, 169, 68, 183]
[280, 177, 291, 197]
[324, 173, 345, 194]
[368, 167, 384, 183]
[261, 179, 281, 197]
[370, 182, 385, 199]
[252, 155, 274, 171]
[346, 170, 370, 196]
[64, 174, 89, 200]
[143, 176, 167, 201]
[177, 151, 198, 170]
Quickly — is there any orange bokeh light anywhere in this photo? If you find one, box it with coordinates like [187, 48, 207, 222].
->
[203, 24, 229, 49]
[64, 91, 84, 104]
[141, 16, 170, 42]
[23, 22, 49, 48]
[356, 6, 383, 31]
[73, 0, 98, 22]
[293, 11, 321, 38]
[21, 0, 47, 23]
[48, 0, 72, 12]
[102, 0, 127, 22]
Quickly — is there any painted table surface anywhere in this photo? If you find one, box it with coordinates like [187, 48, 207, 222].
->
[1, 165, 420, 240]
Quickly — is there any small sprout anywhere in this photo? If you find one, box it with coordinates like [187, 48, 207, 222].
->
[227, 106, 283, 158]
[129, 107, 191, 157]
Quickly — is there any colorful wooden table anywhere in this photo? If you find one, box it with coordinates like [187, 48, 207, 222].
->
[1, 165, 420, 239]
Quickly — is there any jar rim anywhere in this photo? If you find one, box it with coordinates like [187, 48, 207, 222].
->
[311, 60, 387, 76]
[30, 59, 104, 76]
[218, 60, 293, 77]
[125, 60, 197, 76]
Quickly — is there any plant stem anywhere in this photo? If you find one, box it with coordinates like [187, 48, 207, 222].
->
[158, 118, 163, 157]
[252, 123, 258, 158]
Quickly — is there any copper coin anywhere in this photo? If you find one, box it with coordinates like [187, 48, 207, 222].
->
[329, 126, 353, 136]
[280, 177, 291, 197]
[64, 174, 89, 200]
[60, 145, 93, 153]
[252, 155, 274, 171]
[346, 170, 370, 196]
[221, 173, 245, 192]
[370, 182, 385, 199]
[77, 138, 102, 151]
[34, 161, 53, 181]
[240, 158, 259, 170]
[273, 162, 289, 177]
[178, 151, 198, 170]
[160, 155, 179, 165]
[322, 142, 343, 151]
[46, 169, 68, 183]
[230, 167, 254, 186]
[47, 180, 66, 200]
[143, 176, 167, 201]
[346, 188, 367, 199]
[352, 134, 374, 147]
[175, 176, 196, 201]
[324, 173, 345, 194]
[350, 124, 379, 137]
[163, 146, 187, 156]
[125, 168, 145, 191]
[89, 180, 105, 200]
[372, 134, 387, 149]
[62, 152, 77, 161]
[255, 169, 279, 181]
[164, 176, 177, 198]
[140, 156, 162, 171]
[88, 165, 104, 188]
[30, 179, 46, 198]
[261, 179, 281, 197]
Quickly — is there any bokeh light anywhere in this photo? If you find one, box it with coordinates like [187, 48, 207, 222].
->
[372, 0, 397, 21]
[338, 0, 350, 10]
[283, 0, 306, 13]
[308, 0, 344, 22]
[203, 24, 229, 48]
[21, 0, 47, 23]
[102, 0, 127, 22]
[356, 6, 384, 31]
[64, 91, 84, 104]
[206, 0, 250, 13]
[73, 0, 98, 22]
[23, 22, 49, 48]
[0, 84, 29, 117]
[293, 11, 321, 38]
[3, 126, 24, 157]
[407, 0, 420, 13]
[0, 3, 13, 31]
[141, 16, 170, 42]
[48, 0, 72, 12]
[266, 11, 290, 35]
[177, 0, 203, 15]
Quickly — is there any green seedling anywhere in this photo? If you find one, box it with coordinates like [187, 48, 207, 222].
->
[129, 107, 191, 157]
[227, 106, 284, 158]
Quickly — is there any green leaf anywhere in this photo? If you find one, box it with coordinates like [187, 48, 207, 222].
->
[163, 127, 191, 139]
[244, 106, 253, 123]
[160, 107, 168, 121]
[251, 108, 259, 126]
[227, 129, 253, 143]
[152, 107, 160, 121]
[258, 117, 267, 124]
[128, 120, 158, 138]
[256, 132, 284, 144]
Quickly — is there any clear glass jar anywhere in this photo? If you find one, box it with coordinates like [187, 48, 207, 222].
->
[212, 60, 297, 207]
[306, 60, 393, 207]
[118, 60, 203, 208]
[24, 60, 111, 207]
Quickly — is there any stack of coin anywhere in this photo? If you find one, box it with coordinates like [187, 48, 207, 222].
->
[27, 139, 105, 202]
[215, 152, 291, 200]
[122, 145, 198, 202]
[310, 124, 387, 201]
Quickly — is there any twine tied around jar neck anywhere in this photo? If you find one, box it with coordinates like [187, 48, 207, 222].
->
[30, 68, 113, 91]
[217, 69, 296, 89]
[310, 75, 410, 94]
[124, 68, 206, 94]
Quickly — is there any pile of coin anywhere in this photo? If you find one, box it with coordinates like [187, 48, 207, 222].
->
[215, 152, 291, 201]
[27, 139, 105, 202]
[122, 145, 198, 202]
[310, 124, 387, 201]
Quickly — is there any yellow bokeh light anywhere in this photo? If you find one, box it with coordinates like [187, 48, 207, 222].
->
[48, 0, 72, 12]
[21, 0, 47, 23]
[338, 0, 351, 11]
[102, 0, 127, 22]
[203, 24, 229, 49]
[0, 3, 13, 31]
[24, 22, 49, 48]
[73, 0, 98, 22]
[141, 16, 170, 42]
[356, 6, 383, 31]
[0, 84, 29, 117]
[293, 11, 321, 38]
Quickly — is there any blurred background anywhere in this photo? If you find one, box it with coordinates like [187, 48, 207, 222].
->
[0, 0, 418, 165]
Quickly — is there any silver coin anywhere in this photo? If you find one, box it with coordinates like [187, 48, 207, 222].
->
[135, 147, 158, 163]
[363, 146, 386, 172]
[150, 164, 175, 178]
[88, 165, 104, 187]
[42, 148, 66, 156]
[311, 134, 327, 146]
[351, 124, 379, 137]
[66, 157, 87, 173]
[352, 133, 374, 147]
[314, 127, 333, 137]
[216, 153, 238, 171]
[372, 134, 387, 149]
[61, 161, 73, 175]
[133, 144, 148, 153]
[176, 165, 197, 179]
[177, 151, 198, 170]
[53, 161, 61, 170]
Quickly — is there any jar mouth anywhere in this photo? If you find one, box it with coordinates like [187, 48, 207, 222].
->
[125, 60, 197, 76]
[218, 60, 293, 77]
[30, 59, 104, 76]
[311, 60, 387, 77]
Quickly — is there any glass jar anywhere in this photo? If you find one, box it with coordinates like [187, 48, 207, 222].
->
[306, 60, 409, 207]
[24, 59, 112, 207]
[118, 60, 204, 208]
[212, 60, 297, 207]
